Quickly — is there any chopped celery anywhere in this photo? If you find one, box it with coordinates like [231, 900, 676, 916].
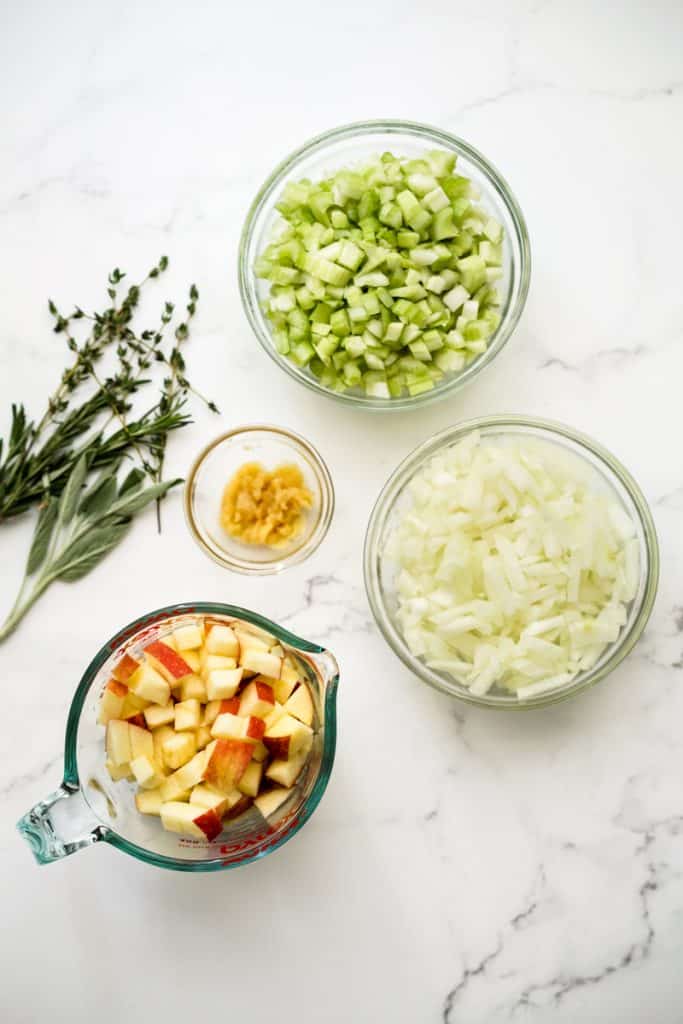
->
[255, 148, 505, 398]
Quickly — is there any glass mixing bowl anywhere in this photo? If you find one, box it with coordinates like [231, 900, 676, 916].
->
[364, 416, 659, 707]
[18, 603, 339, 870]
[184, 425, 334, 575]
[239, 119, 531, 410]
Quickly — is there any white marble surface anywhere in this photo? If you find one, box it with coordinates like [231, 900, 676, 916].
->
[1, 2, 682, 1021]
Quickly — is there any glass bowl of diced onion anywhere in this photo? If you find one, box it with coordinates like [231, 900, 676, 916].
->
[239, 120, 530, 410]
[363, 416, 659, 707]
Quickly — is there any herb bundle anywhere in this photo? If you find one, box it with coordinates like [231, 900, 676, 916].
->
[0, 257, 217, 641]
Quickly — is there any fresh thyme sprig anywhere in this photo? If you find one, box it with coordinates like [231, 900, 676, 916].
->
[0, 256, 217, 521]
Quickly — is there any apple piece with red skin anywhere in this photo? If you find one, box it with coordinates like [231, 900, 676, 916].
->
[160, 802, 205, 837]
[126, 712, 147, 729]
[192, 807, 223, 841]
[203, 738, 253, 791]
[190, 784, 233, 815]
[254, 786, 292, 819]
[145, 641, 194, 683]
[251, 740, 269, 763]
[219, 697, 241, 715]
[263, 713, 312, 760]
[111, 653, 140, 684]
[284, 683, 314, 727]
[98, 679, 128, 724]
[224, 794, 252, 820]
[211, 713, 265, 742]
[239, 679, 275, 719]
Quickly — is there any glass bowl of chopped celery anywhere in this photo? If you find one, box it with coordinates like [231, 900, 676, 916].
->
[364, 416, 659, 707]
[239, 120, 530, 409]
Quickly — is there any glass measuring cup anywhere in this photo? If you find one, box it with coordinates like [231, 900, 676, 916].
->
[17, 603, 339, 871]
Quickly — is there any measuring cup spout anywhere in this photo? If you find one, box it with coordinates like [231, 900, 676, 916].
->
[17, 783, 104, 865]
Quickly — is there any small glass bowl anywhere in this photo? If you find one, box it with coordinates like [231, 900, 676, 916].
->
[363, 416, 660, 708]
[184, 425, 334, 575]
[238, 119, 531, 411]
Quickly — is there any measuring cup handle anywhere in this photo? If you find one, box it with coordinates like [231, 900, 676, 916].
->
[17, 783, 105, 865]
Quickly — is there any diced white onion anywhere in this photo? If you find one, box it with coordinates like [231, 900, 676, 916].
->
[388, 431, 640, 699]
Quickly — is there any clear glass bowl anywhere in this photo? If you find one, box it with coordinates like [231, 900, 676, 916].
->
[17, 604, 339, 871]
[238, 119, 531, 411]
[184, 425, 334, 575]
[364, 416, 660, 708]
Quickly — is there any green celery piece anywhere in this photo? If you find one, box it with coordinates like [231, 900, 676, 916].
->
[409, 340, 432, 362]
[396, 229, 420, 248]
[337, 240, 364, 271]
[379, 202, 402, 229]
[358, 189, 379, 219]
[425, 150, 456, 177]
[330, 208, 349, 230]
[431, 208, 459, 241]
[291, 341, 315, 365]
[330, 308, 350, 337]
[457, 254, 487, 293]
[311, 302, 331, 324]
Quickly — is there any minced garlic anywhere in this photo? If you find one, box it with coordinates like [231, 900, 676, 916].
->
[220, 462, 313, 548]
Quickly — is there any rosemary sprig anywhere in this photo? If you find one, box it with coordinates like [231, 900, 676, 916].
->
[0, 257, 217, 521]
[0, 455, 179, 642]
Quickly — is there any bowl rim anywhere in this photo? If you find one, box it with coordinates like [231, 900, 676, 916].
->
[363, 414, 660, 708]
[184, 423, 335, 575]
[64, 602, 339, 871]
[238, 118, 531, 411]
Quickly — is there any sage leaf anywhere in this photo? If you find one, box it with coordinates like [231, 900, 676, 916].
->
[119, 466, 146, 496]
[51, 521, 131, 582]
[108, 478, 180, 518]
[58, 452, 89, 525]
[79, 475, 118, 520]
[26, 498, 59, 575]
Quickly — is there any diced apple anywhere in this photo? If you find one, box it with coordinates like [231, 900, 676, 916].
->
[263, 714, 313, 760]
[251, 740, 269, 763]
[254, 787, 292, 818]
[265, 746, 310, 788]
[106, 720, 132, 766]
[128, 662, 170, 706]
[237, 761, 263, 797]
[219, 697, 241, 715]
[195, 725, 212, 750]
[211, 713, 265, 742]
[161, 750, 209, 799]
[145, 641, 193, 682]
[240, 650, 282, 679]
[111, 653, 140, 684]
[160, 801, 204, 837]
[135, 788, 163, 815]
[190, 784, 233, 815]
[178, 649, 200, 673]
[152, 724, 175, 762]
[270, 644, 285, 658]
[203, 739, 253, 791]
[235, 628, 271, 654]
[201, 654, 238, 680]
[284, 683, 314, 726]
[174, 698, 201, 732]
[203, 700, 221, 726]
[159, 770, 192, 803]
[224, 794, 252, 820]
[98, 679, 128, 724]
[263, 702, 287, 731]
[143, 702, 175, 729]
[192, 807, 223, 841]
[130, 754, 164, 789]
[206, 667, 243, 700]
[121, 691, 150, 719]
[173, 623, 204, 650]
[129, 723, 154, 761]
[106, 758, 133, 781]
[206, 624, 239, 658]
[272, 669, 299, 705]
[239, 679, 275, 719]
[161, 731, 197, 770]
[180, 674, 208, 702]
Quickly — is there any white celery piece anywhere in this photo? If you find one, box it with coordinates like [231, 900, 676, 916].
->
[388, 433, 639, 697]
[256, 149, 505, 398]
